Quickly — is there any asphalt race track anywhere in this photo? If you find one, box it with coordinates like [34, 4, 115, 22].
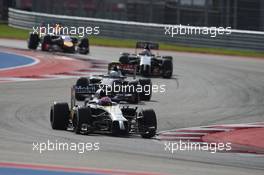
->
[0, 39, 264, 175]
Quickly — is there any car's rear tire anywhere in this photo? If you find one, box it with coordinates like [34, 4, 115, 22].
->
[28, 33, 39, 50]
[138, 109, 157, 138]
[162, 59, 173, 78]
[75, 77, 89, 101]
[139, 79, 152, 101]
[119, 55, 129, 64]
[74, 107, 92, 134]
[50, 103, 69, 130]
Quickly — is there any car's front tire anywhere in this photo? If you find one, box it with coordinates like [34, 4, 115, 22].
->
[28, 33, 39, 50]
[73, 107, 92, 134]
[138, 109, 157, 138]
[50, 103, 69, 130]
[162, 58, 173, 78]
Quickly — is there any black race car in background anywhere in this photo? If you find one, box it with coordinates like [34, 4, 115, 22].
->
[27, 32, 89, 54]
[73, 70, 152, 104]
[108, 42, 173, 78]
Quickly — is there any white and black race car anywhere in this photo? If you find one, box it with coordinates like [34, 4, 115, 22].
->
[108, 42, 173, 78]
[50, 96, 157, 138]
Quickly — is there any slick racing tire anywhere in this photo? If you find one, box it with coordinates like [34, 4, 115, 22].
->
[119, 55, 130, 64]
[28, 33, 39, 50]
[50, 103, 69, 130]
[139, 79, 152, 101]
[138, 109, 157, 138]
[75, 77, 89, 101]
[162, 58, 173, 78]
[74, 107, 92, 134]
[78, 37, 89, 54]
[41, 35, 52, 51]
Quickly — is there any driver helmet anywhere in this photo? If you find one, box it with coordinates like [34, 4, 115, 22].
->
[142, 44, 151, 56]
[95, 89, 106, 99]
[98, 96, 112, 106]
[109, 70, 120, 77]
[144, 44, 150, 51]
[113, 66, 119, 72]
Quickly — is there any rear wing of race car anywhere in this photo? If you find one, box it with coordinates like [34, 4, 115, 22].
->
[71, 84, 99, 108]
[136, 42, 159, 50]
[135, 41, 159, 55]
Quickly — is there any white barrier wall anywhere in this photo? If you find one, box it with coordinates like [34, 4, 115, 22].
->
[8, 8, 264, 51]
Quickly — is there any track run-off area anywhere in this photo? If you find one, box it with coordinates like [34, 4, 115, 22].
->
[0, 39, 263, 175]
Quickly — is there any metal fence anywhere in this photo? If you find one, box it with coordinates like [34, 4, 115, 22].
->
[8, 8, 264, 51]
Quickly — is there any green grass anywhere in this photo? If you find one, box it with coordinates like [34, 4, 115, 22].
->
[0, 24, 29, 40]
[1, 24, 264, 58]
